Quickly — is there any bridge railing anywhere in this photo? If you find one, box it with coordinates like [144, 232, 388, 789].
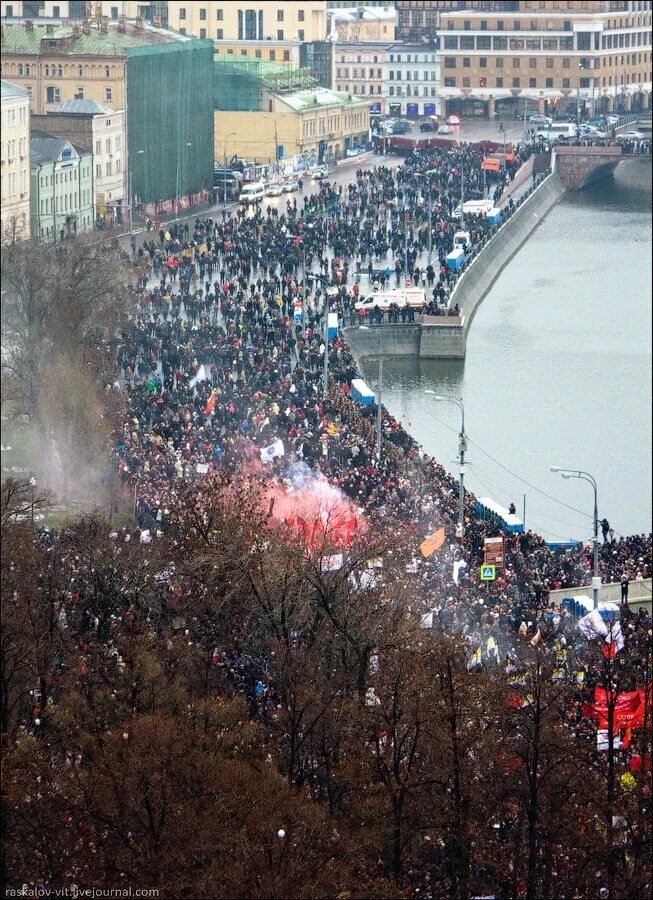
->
[340, 312, 462, 328]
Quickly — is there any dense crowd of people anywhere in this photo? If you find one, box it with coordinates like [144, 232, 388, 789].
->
[4, 136, 650, 898]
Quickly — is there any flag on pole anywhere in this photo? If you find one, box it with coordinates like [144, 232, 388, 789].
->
[204, 392, 216, 416]
[468, 646, 482, 669]
[578, 608, 608, 640]
[420, 526, 446, 558]
[260, 438, 285, 463]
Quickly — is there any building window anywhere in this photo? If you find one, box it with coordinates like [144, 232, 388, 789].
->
[463, 20, 470, 30]
[496, 57, 504, 68]
[562, 78, 570, 88]
[200, 28, 206, 39]
[563, 57, 570, 68]
[480, 57, 487, 68]
[75, 86, 84, 99]
[179, 8, 186, 19]
[277, 29, 284, 40]
[105, 65, 110, 78]
[199, 8, 206, 20]
[298, 29, 304, 41]
[283, 50, 290, 61]
[462, 77, 470, 87]
[496, 76, 503, 88]
[105, 88, 112, 101]
[529, 58, 536, 68]
[512, 77, 520, 88]
[444, 36, 458, 50]
[111, 6, 118, 19]
[269, 50, 276, 60]
[277, 9, 284, 20]
[477, 37, 491, 50]
[217, 8, 223, 19]
[513, 58, 520, 68]
[217, 28, 223, 38]
[298, 9, 304, 21]
[46, 86, 60, 103]
[444, 57, 456, 69]
[444, 77, 456, 87]
[463, 58, 470, 68]
[493, 37, 507, 50]
[529, 78, 536, 88]
[460, 36, 474, 50]
[545, 77, 553, 88]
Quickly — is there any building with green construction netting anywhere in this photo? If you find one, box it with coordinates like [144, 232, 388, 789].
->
[127, 39, 214, 214]
[214, 53, 317, 112]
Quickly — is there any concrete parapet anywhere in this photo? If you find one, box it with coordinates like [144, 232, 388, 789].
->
[548, 578, 652, 614]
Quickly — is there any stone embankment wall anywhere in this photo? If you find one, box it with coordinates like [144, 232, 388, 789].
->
[343, 165, 567, 363]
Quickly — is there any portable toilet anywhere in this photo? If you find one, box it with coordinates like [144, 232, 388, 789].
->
[327, 312, 338, 340]
[350, 378, 376, 406]
[446, 247, 465, 271]
[487, 207, 501, 225]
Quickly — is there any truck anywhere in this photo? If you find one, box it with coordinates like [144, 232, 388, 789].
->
[446, 248, 465, 271]
[452, 199, 494, 220]
[354, 287, 426, 312]
[453, 230, 471, 251]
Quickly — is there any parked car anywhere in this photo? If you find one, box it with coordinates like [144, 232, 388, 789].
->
[438, 124, 454, 135]
[616, 130, 645, 141]
[308, 166, 328, 179]
[605, 114, 620, 126]
[282, 179, 300, 192]
[346, 145, 367, 157]
[419, 121, 436, 133]
[447, 114, 461, 125]
[392, 120, 411, 135]
[264, 182, 283, 197]
[529, 114, 552, 126]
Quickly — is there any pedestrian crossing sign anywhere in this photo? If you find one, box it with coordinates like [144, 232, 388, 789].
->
[480, 565, 496, 581]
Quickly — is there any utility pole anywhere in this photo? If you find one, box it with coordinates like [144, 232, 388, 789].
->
[460, 163, 465, 230]
[376, 357, 383, 464]
[323, 308, 329, 394]
[551, 467, 601, 609]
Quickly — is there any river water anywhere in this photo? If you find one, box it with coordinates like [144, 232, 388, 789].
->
[373, 158, 652, 541]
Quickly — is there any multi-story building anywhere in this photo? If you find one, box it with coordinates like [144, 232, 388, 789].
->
[214, 86, 369, 166]
[213, 38, 302, 66]
[32, 99, 126, 222]
[1, 19, 214, 215]
[0, 78, 31, 240]
[395, 0, 464, 43]
[29, 129, 94, 241]
[300, 39, 333, 87]
[1, 3, 162, 20]
[330, 5, 397, 42]
[164, 1, 328, 43]
[383, 42, 440, 116]
[438, 1, 652, 118]
[333, 42, 387, 114]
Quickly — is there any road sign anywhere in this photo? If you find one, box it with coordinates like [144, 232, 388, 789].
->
[483, 536, 505, 567]
[480, 565, 496, 581]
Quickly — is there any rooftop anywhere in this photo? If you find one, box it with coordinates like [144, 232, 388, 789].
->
[277, 86, 369, 112]
[1, 19, 193, 56]
[332, 6, 397, 22]
[50, 98, 113, 115]
[0, 77, 30, 101]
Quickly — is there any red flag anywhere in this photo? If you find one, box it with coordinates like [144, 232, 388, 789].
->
[204, 393, 216, 416]
[621, 727, 632, 750]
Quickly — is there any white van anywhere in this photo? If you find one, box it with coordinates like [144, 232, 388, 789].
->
[239, 182, 265, 204]
[354, 288, 426, 312]
[535, 122, 578, 142]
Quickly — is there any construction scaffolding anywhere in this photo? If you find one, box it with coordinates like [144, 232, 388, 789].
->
[214, 54, 317, 112]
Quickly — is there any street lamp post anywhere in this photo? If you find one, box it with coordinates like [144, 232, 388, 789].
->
[551, 466, 600, 609]
[128, 149, 144, 233]
[262, 115, 280, 170]
[29, 476, 36, 525]
[175, 141, 192, 219]
[425, 392, 466, 537]
[360, 326, 383, 463]
[415, 172, 432, 266]
[223, 131, 237, 208]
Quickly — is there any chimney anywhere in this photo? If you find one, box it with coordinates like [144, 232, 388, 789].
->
[46, 23, 55, 35]
[82, 18, 92, 35]
[72, 23, 80, 36]
[135, 16, 144, 30]
[99, 16, 109, 33]
[152, 15, 161, 28]
[117, 15, 126, 33]
[25, 19, 34, 31]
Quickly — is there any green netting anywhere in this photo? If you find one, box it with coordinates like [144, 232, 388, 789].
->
[126, 40, 214, 206]
[213, 54, 317, 112]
